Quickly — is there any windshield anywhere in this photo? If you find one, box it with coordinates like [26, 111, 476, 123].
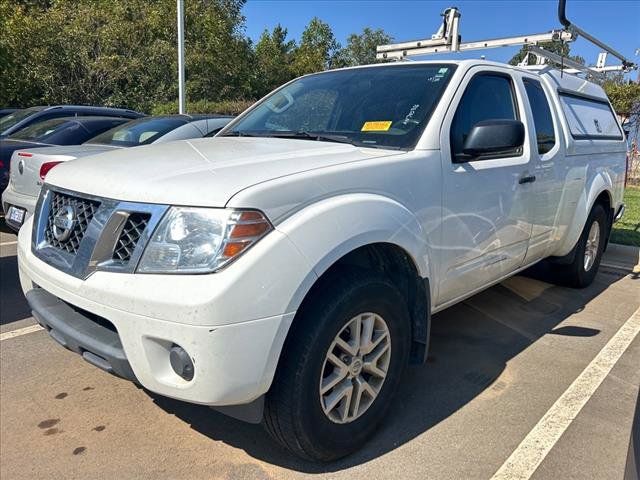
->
[8, 118, 69, 141]
[0, 108, 41, 131]
[225, 64, 456, 150]
[86, 117, 188, 146]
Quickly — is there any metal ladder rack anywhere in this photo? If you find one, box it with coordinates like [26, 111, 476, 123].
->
[376, 0, 636, 78]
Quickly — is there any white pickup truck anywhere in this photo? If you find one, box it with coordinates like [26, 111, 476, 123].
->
[17, 60, 626, 461]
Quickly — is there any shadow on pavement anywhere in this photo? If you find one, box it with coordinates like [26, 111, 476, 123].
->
[150, 264, 631, 473]
[0, 218, 16, 234]
[0, 255, 31, 326]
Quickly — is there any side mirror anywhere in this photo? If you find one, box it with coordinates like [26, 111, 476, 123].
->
[462, 119, 525, 159]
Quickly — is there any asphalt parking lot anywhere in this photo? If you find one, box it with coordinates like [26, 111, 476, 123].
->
[1, 221, 639, 480]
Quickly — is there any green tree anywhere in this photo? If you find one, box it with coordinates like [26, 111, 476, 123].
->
[509, 41, 585, 67]
[0, 0, 253, 112]
[335, 27, 393, 67]
[292, 17, 341, 76]
[254, 25, 296, 97]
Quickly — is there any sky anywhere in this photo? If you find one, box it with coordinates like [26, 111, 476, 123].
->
[242, 0, 640, 70]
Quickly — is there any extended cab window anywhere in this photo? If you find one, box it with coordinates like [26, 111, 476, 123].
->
[450, 73, 519, 161]
[224, 64, 456, 150]
[523, 79, 556, 154]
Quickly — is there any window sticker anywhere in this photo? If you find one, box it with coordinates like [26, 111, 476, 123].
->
[402, 104, 420, 125]
[361, 121, 392, 132]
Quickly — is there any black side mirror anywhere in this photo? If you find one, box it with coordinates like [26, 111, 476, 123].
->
[462, 119, 525, 159]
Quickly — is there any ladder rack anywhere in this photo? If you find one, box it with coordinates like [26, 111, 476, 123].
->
[376, 0, 636, 77]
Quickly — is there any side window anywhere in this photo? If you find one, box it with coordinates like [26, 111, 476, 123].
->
[450, 73, 519, 160]
[523, 79, 556, 154]
[559, 92, 623, 140]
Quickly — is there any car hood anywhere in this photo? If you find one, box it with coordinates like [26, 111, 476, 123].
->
[45, 137, 403, 207]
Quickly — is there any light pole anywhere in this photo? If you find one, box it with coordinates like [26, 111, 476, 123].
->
[177, 0, 186, 114]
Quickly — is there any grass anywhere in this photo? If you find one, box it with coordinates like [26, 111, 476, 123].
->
[610, 186, 640, 247]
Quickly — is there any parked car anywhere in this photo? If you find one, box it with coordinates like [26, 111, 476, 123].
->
[0, 105, 143, 138]
[1, 116, 129, 225]
[16, 60, 626, 461]
[1, 114, 233, 230]
[0, 108, 19, 118]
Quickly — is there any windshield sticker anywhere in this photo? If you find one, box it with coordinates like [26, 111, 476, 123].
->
[402, 104, 420, 125]
[361, 121, 392, 132]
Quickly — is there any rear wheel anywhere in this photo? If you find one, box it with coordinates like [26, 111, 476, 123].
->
[554, 203, 608, 288]
[263, 269, 411, 461]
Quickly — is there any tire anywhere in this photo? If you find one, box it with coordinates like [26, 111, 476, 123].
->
[263, 268, 411, 461]
[554, 203, 608, 288]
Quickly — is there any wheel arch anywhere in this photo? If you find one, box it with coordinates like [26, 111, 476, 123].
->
[552, 172, 615, 258]
[276, 194, 434, 368]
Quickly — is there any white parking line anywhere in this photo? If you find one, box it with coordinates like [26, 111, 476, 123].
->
[0, 325, 44, 342]
[0, 240, 18, 247]
[491, 307, 640, 480]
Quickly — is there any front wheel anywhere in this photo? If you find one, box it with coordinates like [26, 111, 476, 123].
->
[263, 269, 411, 461]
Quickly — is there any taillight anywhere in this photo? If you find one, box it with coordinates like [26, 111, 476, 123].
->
[17, 152, 33, 157]
[39, 161, 62, 181]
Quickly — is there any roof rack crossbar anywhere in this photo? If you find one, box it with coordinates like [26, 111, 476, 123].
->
[376, 0, 636, 73]
[525, 45, 605, 80]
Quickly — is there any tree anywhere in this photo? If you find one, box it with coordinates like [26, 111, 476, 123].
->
[335, 27, 393, 67]
[254, 25, 296, 97]
[509, 41, 584, 67]
[0, 0, 253, 112]
[292, 18, 341, 76]
[603, 81, 640, 121]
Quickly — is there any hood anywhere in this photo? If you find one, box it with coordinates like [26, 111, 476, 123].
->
[45, 137, 401, 207]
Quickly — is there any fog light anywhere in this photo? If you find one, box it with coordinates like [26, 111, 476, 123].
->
[169, 344, 194, 381]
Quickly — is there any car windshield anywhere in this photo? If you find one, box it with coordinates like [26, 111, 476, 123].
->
[0, 108, 41, 131]
[86, 117, 188, 146]
[8, 118, 69, 141]
[224, 64, 456, 150]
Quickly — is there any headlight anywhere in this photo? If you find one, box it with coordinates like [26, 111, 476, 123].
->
[137, 207, 272, 273]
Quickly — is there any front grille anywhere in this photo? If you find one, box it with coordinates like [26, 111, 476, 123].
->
[44, 192, 100, 254]
[112, 212, 151, 262]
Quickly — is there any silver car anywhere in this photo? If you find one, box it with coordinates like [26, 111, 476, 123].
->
[2, 114, 232, 230]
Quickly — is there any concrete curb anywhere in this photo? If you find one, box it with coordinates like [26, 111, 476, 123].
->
[605, 243, 640, 273]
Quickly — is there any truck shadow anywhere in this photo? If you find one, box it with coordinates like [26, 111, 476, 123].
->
[149, 264, 631, 473]
[0, 255, 32, 326]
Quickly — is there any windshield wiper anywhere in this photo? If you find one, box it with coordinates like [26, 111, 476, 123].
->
[262, 131, 358, 146]
[219, 130, 261, 137]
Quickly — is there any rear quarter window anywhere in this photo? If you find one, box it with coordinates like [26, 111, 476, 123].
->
[559, 92, 623, 140]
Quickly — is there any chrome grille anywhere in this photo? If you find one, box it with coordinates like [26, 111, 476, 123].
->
[44, 192, 100, 254]
[112, 213, 151, 263]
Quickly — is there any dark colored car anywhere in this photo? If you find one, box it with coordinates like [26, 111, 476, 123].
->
[0, 108, 19, 118]
[0, 116, 129, 191]
[0, 105, 143, 138]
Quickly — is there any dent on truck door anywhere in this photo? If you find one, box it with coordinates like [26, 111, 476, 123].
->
[437, 70, 534, 307]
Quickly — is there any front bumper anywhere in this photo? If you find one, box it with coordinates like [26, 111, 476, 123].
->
[18, 216, 310, 409]
[2, 184, 37, 230]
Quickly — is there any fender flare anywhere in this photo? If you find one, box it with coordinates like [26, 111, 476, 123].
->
[275, 192, 434, 364]
[552, 170, 613, 258]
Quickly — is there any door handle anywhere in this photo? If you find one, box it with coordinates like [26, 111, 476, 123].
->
[519, 175, 536, 185]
